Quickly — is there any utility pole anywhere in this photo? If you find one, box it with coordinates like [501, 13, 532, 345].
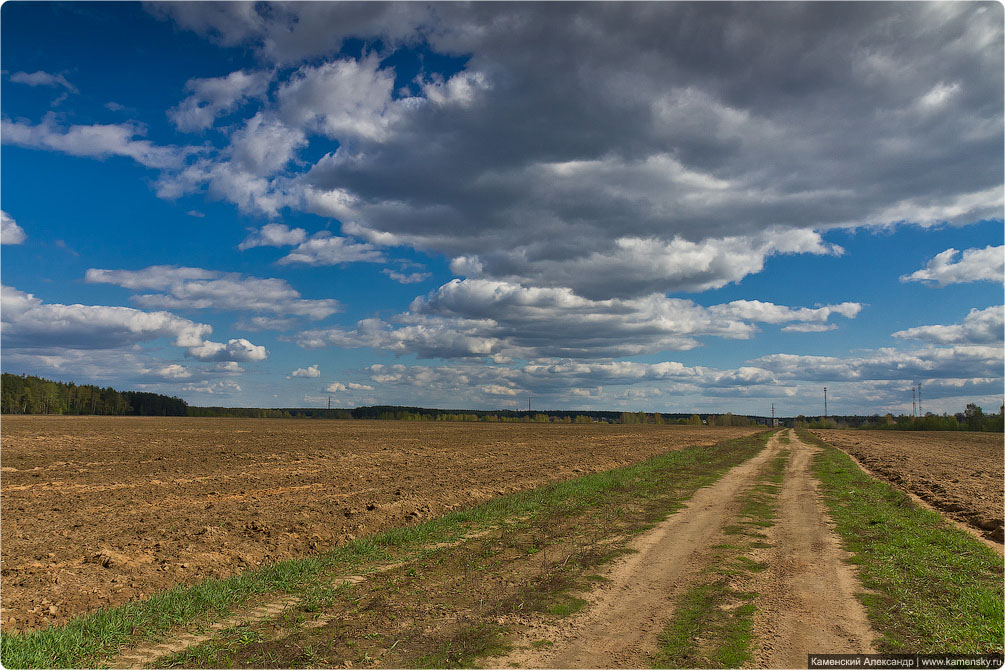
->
[328, 396, 331, 410]
[912, 385, 917, 417]
[528, 397, 531, 413]
[771, 402, 775, 426]
[823, 387, 828, 419]
[918, 383, 922, 417]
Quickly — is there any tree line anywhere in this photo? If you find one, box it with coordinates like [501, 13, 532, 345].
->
[1, 373, 188, 416]
[793, 404, 1004, 432]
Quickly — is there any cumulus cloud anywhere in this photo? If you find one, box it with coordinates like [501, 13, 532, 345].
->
[238, 223, 307, 250]
[892, 306, 1004, 346]
[901, 246, 1005, 287]
[228, 112, 307, 175]
[276, 56, 404, 142]
[325, 382, 347, 393]
[346, 382, 374, 391]
[1, 115, 186, 169]
[289, 364, 320, 378]
[182, 380, 242, 394]
[143, 4, 1002, 300]
[1, 284, 211, 350]
[168, 69, 273, 132]
[277, 232, 385, 266]
[750, 343, 1003, 384]
[291, 278, 862, 360]
[382, 269, 431, 284]
[9, 70, 78, 93]
[1, 211, 26, 245]
[157, 363, 192, 380]
[86, 265, 340, 319]
[186, 337, 267, 362]
[1, 284, 271, 366]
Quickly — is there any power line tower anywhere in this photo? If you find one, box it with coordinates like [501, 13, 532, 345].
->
[918, 383, 922, 417]
[823, 387, 828, 419]
[912, 385, 916, 417]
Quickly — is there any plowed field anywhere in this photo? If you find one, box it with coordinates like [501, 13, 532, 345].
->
[810, 429, 1003, 541]
[0, 416, 758, 631]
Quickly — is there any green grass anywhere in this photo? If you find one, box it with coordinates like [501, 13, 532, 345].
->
[413, 622, 510, 669]
[652, 449, 788, 668]
[2, 430, 774, 669]
[799, 429, 1004, 654]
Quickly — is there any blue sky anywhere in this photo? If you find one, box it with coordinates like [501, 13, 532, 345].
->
[2, 2, 1002, 416]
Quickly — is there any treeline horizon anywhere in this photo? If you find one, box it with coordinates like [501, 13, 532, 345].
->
[1, 373, 1001, 431]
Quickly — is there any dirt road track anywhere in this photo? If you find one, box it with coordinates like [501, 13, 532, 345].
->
[498, 430, 875, 668]
[750, 434, 875, 666]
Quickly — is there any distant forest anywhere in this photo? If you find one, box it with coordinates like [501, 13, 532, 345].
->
[1, 373, 1000, 430]
[1, 373, 188, 416]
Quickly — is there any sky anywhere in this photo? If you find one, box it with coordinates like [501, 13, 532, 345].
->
[1, 1, 1003, 417]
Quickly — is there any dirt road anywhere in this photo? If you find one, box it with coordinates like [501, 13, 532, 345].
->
[499, 429, 875, 668]
[750, 433, 875, 666]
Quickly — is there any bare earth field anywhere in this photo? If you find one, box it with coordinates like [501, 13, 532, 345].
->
[0, 416, 758, 631]
[811, 429, 1004, 541]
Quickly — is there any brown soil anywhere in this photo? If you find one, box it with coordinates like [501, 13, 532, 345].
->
[498, 429, 875, 668]
[751, 432, 875, 667]
[0, 416, 758, 631]
[811, 430, 1004, 541]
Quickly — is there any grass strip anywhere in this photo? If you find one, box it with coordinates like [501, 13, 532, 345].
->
[2, 430, 773, 669]
[652, 449, 788, 668]
[799, 429, 1004, 654]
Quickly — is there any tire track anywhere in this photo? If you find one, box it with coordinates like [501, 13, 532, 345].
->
[750, 431, 875, 667]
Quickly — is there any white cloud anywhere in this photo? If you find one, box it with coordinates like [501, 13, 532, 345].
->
[1, 115, 186, 169]
[1, 211, 26, 245]
[1, 284, 211, 350]
[289, 364, 320, 378]
[158, 364, 192, 380]
[709, 300, 862, 325]
[276, 56, 403, 142]
[238, 223, 307, 250]
[441, 228, 844, 299]
[228, 112, 307, 175]
[346, 382, 374, 391]
[291, 279, 862, 360]
[1, 285, 270, 366]
[892, 306, 1004, 346]
[181, 380, 243, 394]
[278, 232, 385, 266]
[781, 323, 838, 333]
[9, 70, 77, 93]
[325, 382, 347, 393]
[901, 246, 1005, 286]
[86, 265, 340, 320]
[85, 266, 218, 290]
[212, 361, 244, 374]
[751, 343, 1003, 383]
[186, 338, 268, 362]
[168, 69, 273, 132]
[382, 269, 431, 284]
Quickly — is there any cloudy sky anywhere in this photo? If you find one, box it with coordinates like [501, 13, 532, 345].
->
[2, 2, 1002, 416]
